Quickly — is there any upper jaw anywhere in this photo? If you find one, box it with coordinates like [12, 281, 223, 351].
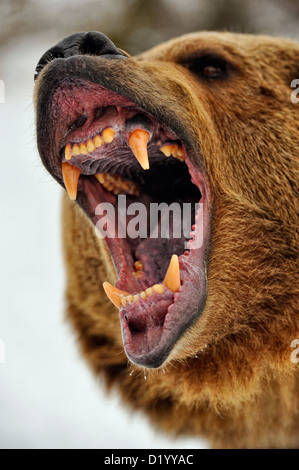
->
[35, 54, 199, 175]
[35, 55, 212, 368]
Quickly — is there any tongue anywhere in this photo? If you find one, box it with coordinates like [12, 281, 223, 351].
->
[123, 287, 174, 333]
[135, 212, 186, 285]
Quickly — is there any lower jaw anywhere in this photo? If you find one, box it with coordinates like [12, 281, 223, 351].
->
[120, 252, 207, 368]
[79, 176, 209, 369]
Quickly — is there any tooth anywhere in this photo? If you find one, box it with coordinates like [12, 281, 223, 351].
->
[140, 291, 146, 300]
[87, 139, 96, 153]
[102, 127, 116, 143]
[134, 260, 143, 272]
[153, 284, 165, 295]
[94, 135, 104, 148]
[128, 129, 150, 170]
[103, 282, 130, 309]
[145, 287, 153, 296]
[95, 173, 106, 184]
[62, 162, 81, 201]
[72, 144, 81, 155]
[133, 295, 139, 303]
[172, 145, 185, 161]
[160, 145, 172, 157]
[80, 142, 88, 154]
[160, 144, 185, 161]
[65, 143, 72, 161]
[163, 254, 180, 292]
[133, 271, 142, 280]
[95, 173, 140, 197]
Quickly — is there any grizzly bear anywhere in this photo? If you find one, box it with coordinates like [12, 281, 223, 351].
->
[34, 31, 299, 448]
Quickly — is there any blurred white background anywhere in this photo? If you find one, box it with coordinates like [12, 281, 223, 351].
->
[1, 0, 298, 450]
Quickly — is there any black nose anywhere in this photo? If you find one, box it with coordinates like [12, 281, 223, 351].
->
[34, 31, 127, 81]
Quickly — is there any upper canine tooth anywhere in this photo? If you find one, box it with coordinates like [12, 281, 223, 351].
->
[128, 129, 150, 170]
[102, 127, 116, 143]
[62, 162, 81, 201]
[103, 282, 130, 309]
[65, 143, 72, 160]
[163, 254, 181, 292]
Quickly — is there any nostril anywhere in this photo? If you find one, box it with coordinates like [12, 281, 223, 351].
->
[34, 31, 128, 82]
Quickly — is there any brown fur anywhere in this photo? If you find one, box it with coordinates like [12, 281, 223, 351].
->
[42, 32, 299, 448]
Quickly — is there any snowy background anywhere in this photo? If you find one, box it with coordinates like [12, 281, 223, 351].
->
[1, 0, 298, 450]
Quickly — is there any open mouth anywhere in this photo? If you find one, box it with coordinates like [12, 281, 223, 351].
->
[37, 77, 211, 368]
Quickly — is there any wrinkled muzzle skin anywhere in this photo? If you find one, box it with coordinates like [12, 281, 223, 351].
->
[35, 31, 299, 448]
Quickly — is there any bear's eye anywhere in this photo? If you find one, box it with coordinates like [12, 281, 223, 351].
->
[201, 64, 224, 78]
[182, 54, 230, 80]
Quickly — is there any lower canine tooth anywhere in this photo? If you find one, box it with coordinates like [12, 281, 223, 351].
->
[103, 282, 130, 309]
[62, 162, 81, 201]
